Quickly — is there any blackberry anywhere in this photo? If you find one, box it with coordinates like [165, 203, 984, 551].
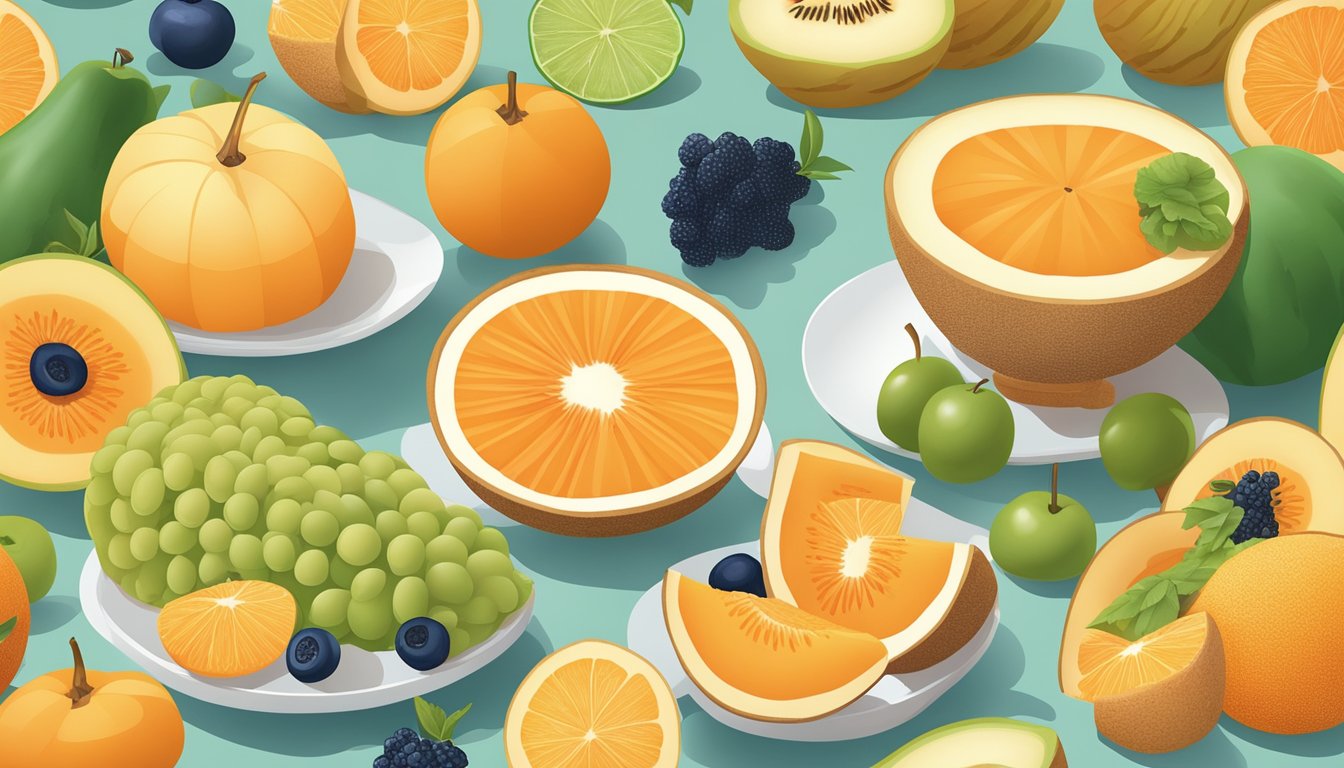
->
[1224, 470, 1281, 543]
[384, 728, 418, 755]
[374, 757, 392, 768]
[678, 133, 714, 168]
[432, 741, 470, 768]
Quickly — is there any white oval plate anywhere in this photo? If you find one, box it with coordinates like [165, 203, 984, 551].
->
[78, 551, 534, 713]
[803, 261, 1230, 466]
[169, 189, 443, 357]
[626, 500, 997, 742]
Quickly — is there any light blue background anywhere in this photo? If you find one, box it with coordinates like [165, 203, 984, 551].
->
[5, 0, 1339, 766]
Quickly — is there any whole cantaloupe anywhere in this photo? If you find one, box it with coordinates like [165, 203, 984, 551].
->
[1094, 0, 1279, 85]
[1190, 533, 1344, 734]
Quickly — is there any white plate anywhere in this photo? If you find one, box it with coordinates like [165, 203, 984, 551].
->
[803, 261, 1230, 465]
[78, 551, 534, 713]
[626, 500, 997, 742]
[170, 189, 443, 357]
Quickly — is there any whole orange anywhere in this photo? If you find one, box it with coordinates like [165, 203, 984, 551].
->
[1190, 532, 1344, 734]
[425, 71, 610, 259]
[0, 547, 30, 691]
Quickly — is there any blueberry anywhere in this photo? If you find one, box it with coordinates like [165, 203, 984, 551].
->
[395, 617, 451, 671]
[287, 627, 341, 683]
[149, 0, 235, 70]
[708, 553, 766, 597]
[29, 342, 88, 397]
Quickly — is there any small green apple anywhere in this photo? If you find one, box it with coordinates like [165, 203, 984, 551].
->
[0, 516, 56, 603]
[876, 323, 964, 451]
[990, 464, 1097, 581]
[917, 378, 1014, 483]
[1099, 393, 1195, 494]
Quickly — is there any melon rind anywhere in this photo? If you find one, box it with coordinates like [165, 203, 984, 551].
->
[1095, 0, 1279, 86]
[940, 0, 1065, 70]
[886, 94, 1246, 387]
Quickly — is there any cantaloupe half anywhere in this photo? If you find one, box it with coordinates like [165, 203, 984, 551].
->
[663, 569, 888, 722]
[428, 266, 765, 537]
[761, 440, 997, 673]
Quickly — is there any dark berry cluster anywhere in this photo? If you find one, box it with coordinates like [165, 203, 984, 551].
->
[374, 728, 468, 768]
[1224, 469, 1280, 543]
[662, 132, 812, 266]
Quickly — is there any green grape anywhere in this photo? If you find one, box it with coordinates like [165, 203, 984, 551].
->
[221, 397, 253, 424]
[131, 468, 166, 516]
[233, 463, 268, 499]
[213, 424, 244, 453]
[392, 576, 429, 623]
[374, 510, 408, 543]
[426, 562, 473, 604]
[164, 419, 212, 447]
[241, 406, 280, 435]
[159, 521, 196, 555]
[295, 549, 330, 587]
[182, 406, 210, 423]
[91, 443, 127, 476]
[162, 452, 195, 492]
[473, 527, 509, 556]
[310, 425, 345, 444]
[151, 400, 185, 426]
[300, 508, 339, 548]
[426, 534, 469, 566]
[167, 555, 198, 595]
[407, 511, 440, 543]
[117, 571, 138, 595]
[199, 518, 233, 553]
[239, 426, 263, 457]
[274, 476, 314, 504]
[429, 607, 459, 631]
[104, 424, 133, 446]
[106, 534, 136, 570]
[359, 452, 396, 480]
[170, 377, 202, 404]
[297, 441, 330, 467]
[387, 534, 425, 576]
[223, 494, 260, 532]
[201, 376, 231, 402]
[387, 468, 427, 499]
[174, 488, 211, 528]
[85, 475, 117, 508]
[135, 557, 169, 602]
[129, 527, 160, 562]
[444, 516, 478, 549]
[466, 550, 513, 581]
[337, 494, 376, 528]
[239, 567, 271, 581]
[479, 575, 520, 613]
[209, 412, 234, 428]
[266, 498, 303, 534]
[203, 455, 238, 503]
[266, 454, 310, 485]
[170, 433, 218, 469]
[363, 479, 398, 514]
[310, 588, 352, 628]
[335, 463, 364, 494]
[511, 572, 534, 604]
[281, 416, 315, 441]
[336, 524, 381, 567]
[198, 552, 230, 585]
[229, 534, 265, 571]
[112, 448, 155, 496]
[329, 440, 364, 465]
[127, 420, 171, 455]
[347, 595, 393, 641]
[126, 407, 152, 430]
[110, 498, 137, 533]
[351, 567, 387, 601]
[252, 434, 287, 463]
[223, 378, 259, 402]
[304, 465, 341, 495]
[446, 505, 483, 527]
[276, 395, 309, 419]
[447, 627, 471, 658]
[461, 595, 498, 626]
[463, 621, 500, 647]
[399, 487, 444, 516]
[329, 556, 357, 589]
[263, 534, 298, 572]
[85, 506, 116, 542]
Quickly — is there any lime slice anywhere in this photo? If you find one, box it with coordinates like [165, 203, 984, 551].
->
[529, 0, 685, 105]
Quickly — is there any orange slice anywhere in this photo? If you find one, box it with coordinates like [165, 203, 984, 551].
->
[1227, 0, 1344, 173]
[337, 0, 482, 116]
[0, 0, 57, 135]
[157, 581, 297, 678]
[504, 639, 679, 768]
[268, 0, 369, 113]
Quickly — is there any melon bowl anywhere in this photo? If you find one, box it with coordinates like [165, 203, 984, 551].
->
[886, 94, 1247, 409]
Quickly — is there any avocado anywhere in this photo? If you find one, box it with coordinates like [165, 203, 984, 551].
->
[0, 54, 168, 263]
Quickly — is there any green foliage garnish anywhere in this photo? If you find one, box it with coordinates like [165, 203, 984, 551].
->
[1089, 490, 1262, 641]
[1135, 152, 1233, 255]
[414, 697, 472, 742]
[668, 0, 692, 14]
[797, 110, 852, 181]
[45, 210, 105, 261]
[0, 616, 15, 644]
[190, 79, 241, 109]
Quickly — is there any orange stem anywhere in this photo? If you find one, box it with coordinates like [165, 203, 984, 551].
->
[496, 71, 528, 126]
[66, 638, 95, 709]
[217, 73, 267, 168]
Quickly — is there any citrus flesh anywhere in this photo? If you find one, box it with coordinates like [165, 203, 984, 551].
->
[530, 0, 683, 104]
[0, 0, 57, 135]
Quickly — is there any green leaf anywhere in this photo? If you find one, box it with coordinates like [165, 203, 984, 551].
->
[63, 209, 89, 242]
[44, 242, 78, 255]
[1208, 479, 1236, 494]
[1134, 152, 1233, 254]
[806, 156, 853, 174]
[152, 84, 172, 114]
[800, 110, 822, 169]
[414, 697, 472, 742]
[668, 0, 692, 14]
[799, 170, 841, 181]
[1132, 591, 1181, 638]
[191, 79, 241, 109]
[0, 616, 14, 644]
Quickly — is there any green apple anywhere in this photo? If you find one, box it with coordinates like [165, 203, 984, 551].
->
[990, 464, 1097, 581]
[876, 323, 964, 451]
[917, 378, 1014, 483]
[1099, 393, 1195, 493]
[0, 516, 56, 603]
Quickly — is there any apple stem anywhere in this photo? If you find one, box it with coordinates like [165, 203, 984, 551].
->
[65, 638, 96, 710]
[496, 71, 528, 126]
[216, 72, 267, 168]
[112, 48, 133, 68]
[1049, 463, 1061, 515]
[971, 378, 989, 394]
[904, 323, 921, 360]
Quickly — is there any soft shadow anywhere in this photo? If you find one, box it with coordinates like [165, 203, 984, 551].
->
[1109, 723, 1248, 767]
[1221, 717, 1344, 757]
[146, 46, 256, 79]
[1004, 573, 1078, 600]
[40, 0, 132, 7]
[28, 595, 81, 635]
[453, 218, 628, 288]
[680, 701, 906, 767]
[5, 487, 89, 539]
[901, 625, 1055, 727]
[766, 44, 1105, 120]
[604, 67, 701, 111]
[1122, 67, 1230, 129]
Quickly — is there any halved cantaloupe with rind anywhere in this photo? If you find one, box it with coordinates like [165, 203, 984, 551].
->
[0, 254, 185, 491]
[761, 440, 997, 673]
[1162, 418, 1344, 534]
[428, 266, 765, 537]
[157, 580, 297, 678]
[663, 569, 888, 722]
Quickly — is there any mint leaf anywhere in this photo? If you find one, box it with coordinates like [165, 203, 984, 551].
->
[668, 0, 692, 14]
[0, 616, 14, 644]
[796, 110, 850, 183]
[1134, 152, 1233, 254]
[191, 79, 241, 109]
[414, 697, 471, 742]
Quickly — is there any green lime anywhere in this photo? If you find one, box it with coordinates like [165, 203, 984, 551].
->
[529, 0, 685, 105]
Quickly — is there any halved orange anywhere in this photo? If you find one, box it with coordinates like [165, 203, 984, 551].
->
[504, 639, 679, 768]
[157, 581, 297, 678]
[269, 0, 370, 113]
[1227, 0, 1344, 173]
[337, 0, 482, 116]
[0, 0, 58, 136]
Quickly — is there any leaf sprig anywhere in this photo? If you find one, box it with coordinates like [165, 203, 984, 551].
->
[797, 110, 852, 181]
[45, 210, 106, 261]
[1134, 152, 1233, 255]
[414, 697, 472, 742]
[668, 0, 692, 14]
[190, 79, 241, 109]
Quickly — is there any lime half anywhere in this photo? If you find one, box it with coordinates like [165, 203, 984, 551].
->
[529, 0, 685, 105]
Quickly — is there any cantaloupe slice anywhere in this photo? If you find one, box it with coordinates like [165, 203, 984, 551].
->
[663, 569, 887, 722]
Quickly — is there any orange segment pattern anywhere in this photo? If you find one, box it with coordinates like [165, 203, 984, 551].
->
[454, 290, 739, 499]
[1243, 7, 1344, 154]
[157, 582, 297, 677]
[0, 15, 45, 133]
[355, 0, 471, 92]
[1197, 459, 1306, 531]
[932, 125, 1168, 276]
[520, 657, 667, 768]
[1077, 613, 1208, 700]
[268, 0, 345, 39]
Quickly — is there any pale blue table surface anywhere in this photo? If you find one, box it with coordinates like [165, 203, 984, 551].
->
[4, 1, 1339, 766]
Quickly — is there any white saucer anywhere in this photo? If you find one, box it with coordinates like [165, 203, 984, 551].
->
[78, 551, 534, 713]
[803, 261, 1230, 465]
[170, 189, 443, 357]
[627, 497, 997, 742]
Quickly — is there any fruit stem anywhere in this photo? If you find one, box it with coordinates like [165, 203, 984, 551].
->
[496, 71, 528, 126]
[65, 638, 96, 709]
[1154, 483, 1171, 505]
[970, 378, 989, 394]
[216, 73, 267, 168]
[1049, 463, 1061, 515]
[904, 323, 921, 360]
[112, 48, 133, 68]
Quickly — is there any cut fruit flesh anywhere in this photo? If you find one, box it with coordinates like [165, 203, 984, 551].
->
[0, 0, 57, 136]
[733, 0, 951, 66]
[873, 717, 1067, 768]
[529, 0, 684, 104]
[157, 581, 297, 678]
[338, 0, 481, 115]
[1077, 612, 1211, 700]
[504, 639, 680, 768]
[663, 569, 888, 722]
[268, 0, 369, 113]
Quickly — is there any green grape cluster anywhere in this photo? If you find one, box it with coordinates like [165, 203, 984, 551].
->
[84, 374, 534, 655]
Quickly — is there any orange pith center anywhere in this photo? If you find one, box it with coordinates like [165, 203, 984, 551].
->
[1243, 7, 1344, 154]
[0, 13, 45, 133]
[1198, 459, 1304, 531]
[519, 657, 666, 768]
[355, 0, 470, 92]
[1077, 614, 1207, 700]
[932, 124, 1168, 276]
